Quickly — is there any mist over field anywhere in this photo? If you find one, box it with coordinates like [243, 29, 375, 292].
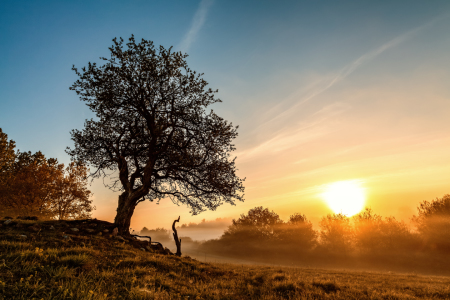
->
[141, 195, 450, 276]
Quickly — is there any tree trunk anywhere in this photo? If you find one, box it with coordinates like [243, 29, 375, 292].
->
[114, 192, 137, 236]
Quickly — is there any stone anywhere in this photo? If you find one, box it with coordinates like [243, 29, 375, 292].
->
[86, 229, 94, 233]
[70, 228, 79, 232]
[140, 248, 146, 251]
[63, 235, 70, 239]
[103, 229, 109, 233]
[145, 246, 152, 252]
[28, 225, 40, 232]
[112, 227, 118, 236]
[89, 223, 97, 227]
[17, 216, 38, 220]
[49, 226, 55, 230]
[97, 232, 102, 236]
[19, 235, 27, 239]
[115, 235, 125, 241]
[4, 220, 13, 225]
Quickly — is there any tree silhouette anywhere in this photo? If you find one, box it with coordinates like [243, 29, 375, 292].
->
[67, 36, 245, 235]
[353, 208, 417, 254]
[223, 206, 283, 241]
[319, 213, 353, 253]
[277, 213, 317, 250]
[413, 194, 450, 252]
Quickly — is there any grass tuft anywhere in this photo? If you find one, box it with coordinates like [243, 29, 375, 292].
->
[312, 281, 341, 293]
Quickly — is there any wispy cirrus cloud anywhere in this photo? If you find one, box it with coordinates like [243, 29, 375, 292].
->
[259, 13, 449, 133]
[178, 0, 214, 53]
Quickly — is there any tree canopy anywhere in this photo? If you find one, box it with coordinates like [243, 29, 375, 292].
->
[0, 129, 94, 219]
[413, 195, 450, 252]
[67, 35, 245, 234]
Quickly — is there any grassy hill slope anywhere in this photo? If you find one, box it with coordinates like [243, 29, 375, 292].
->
[1, 218, 450, 299]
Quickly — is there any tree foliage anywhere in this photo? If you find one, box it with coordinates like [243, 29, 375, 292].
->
[0, 129, 16, 207]
[413, 194, 450, 252]
[0, 129, 94, 219]
[276, 213, 317, 249]
[4, 151, 61, 217]
[67, 35, 244, 234]
[223, 206, 283, 241]
[353, 208, 418, 254]
[319, 213, 353, 253]
[45, 162, 94, 220]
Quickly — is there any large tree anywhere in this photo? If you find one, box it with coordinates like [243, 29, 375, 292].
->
[67, 36, 245, 235]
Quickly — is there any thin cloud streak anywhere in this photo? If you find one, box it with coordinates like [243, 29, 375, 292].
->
[237, 102, 351, 160]
[259, 13, 449, 133]
[178, 0, 214, 53]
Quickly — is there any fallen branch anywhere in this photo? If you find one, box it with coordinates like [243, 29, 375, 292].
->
[172, 216, 182, 256]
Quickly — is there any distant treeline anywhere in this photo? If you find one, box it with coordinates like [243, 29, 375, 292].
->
[199, 195, 450, 273]
[0, 129, 94, 220]
[142, 195, 450, 274]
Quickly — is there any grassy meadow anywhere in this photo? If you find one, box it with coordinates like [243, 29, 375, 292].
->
[1, 219, 450, 300]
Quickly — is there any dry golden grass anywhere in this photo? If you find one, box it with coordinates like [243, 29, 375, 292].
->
[1, 219, 450, 299]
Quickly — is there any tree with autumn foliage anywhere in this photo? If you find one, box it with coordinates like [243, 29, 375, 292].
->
[45, 162, 94, 220]
[0, 128, 16, 212]
[0, 128, 94, 219]
[67, 36, 245, 235]
[3, 151, 62, 217]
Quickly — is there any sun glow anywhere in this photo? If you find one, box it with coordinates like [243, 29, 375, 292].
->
[321, 180, 366, 216]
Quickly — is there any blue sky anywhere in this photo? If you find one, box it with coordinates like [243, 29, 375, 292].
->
[1, 0, 450, 233]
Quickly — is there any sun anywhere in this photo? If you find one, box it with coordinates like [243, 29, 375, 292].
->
[321, 180, 366, 216]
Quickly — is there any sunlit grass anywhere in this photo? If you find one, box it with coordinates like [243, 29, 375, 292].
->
[1, 219, 450, 299]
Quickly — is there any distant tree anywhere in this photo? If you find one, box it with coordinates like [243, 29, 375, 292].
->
[276, 213, 317, 250]
[378, 216, 419, 252]
[223, 206, 283, 242]
[352, 208, 383, 253]
[413, 195, 450, 252]
[67, 35, 244, 235]
[0, 128, 16, 175]
[140, 227, 171, 242]
[3, 151, 62, 218]
[319, 213, 353, 253]
[353, 208, 417, 254]
[0, 129, 16, 216]
[0, 129, 94, 219]
[45, 162, 94, 220]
